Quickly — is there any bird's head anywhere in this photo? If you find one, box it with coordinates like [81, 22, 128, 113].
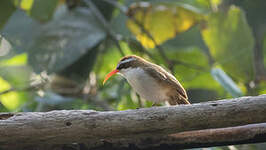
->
[103, 55, 144, 84]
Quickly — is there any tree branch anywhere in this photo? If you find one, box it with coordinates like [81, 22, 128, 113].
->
[85, 122, 266, 150]
[0, 95, 266, 149]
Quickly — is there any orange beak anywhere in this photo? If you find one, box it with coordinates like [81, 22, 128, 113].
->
[103, 69, 119, 85]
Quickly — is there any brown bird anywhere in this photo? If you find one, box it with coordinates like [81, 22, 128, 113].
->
[103, 55, 190, 105]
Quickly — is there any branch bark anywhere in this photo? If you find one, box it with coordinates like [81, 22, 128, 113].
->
[0, 95, 266, 150]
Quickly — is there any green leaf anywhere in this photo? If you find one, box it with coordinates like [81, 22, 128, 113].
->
[201, 6, 255, 82]
[28, 8, 106, 74]
[168, 48, 211, 88]
[0, 0, 16, 29]
[162, 26, 208, 52]
[19, 0, 34, 11]
[167, 48, 225, 98]
[211, 68, 243, 97]
[30, 0, 59, 22]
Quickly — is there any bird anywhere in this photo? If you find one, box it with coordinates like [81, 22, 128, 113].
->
[103, 55, 190, 105]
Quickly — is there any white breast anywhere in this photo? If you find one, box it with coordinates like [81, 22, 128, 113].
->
[120, 67, 168, 103]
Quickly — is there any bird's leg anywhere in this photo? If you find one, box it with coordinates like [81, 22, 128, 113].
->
[136, 94, 143, 108]
[152, 102, 160, 107]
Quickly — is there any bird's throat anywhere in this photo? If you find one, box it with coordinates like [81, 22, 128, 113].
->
[120, 67, 168, 103]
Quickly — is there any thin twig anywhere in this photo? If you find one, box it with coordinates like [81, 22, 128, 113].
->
[0, 88, 15, 95]
[0, 83, 45, 96]
[84, 0, 125, 56]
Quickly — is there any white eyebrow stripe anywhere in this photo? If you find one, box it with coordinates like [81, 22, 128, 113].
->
[117, 57, 136, 67]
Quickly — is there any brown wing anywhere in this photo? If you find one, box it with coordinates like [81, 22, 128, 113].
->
[144, 65, 190, 105]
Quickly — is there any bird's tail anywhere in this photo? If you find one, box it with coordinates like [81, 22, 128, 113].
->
[168, 95, 190, 105]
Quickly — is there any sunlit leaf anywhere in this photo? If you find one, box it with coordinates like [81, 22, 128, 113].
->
[0, 77, 20, 110]
[127, 2, 202, 48]
[0, 0, 16, 29]
[28, 8, 106, 74]
[0, 53, 27, 66]
[211, 68, 243, 97]
[201, 6, 255, 82]
[20, 0, 34, 11]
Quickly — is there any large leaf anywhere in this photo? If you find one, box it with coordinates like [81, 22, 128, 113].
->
[127, 2, 202, 48]
[0, 0, 16, 29]
[201, 6, 255, 82]
[1, 10, 41, 55]
[28, 8, 106, 73]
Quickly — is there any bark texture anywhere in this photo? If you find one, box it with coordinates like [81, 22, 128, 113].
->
[0, 95, 266, 150]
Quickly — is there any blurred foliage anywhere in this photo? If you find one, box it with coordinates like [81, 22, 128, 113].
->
[0, 0, 265, 148]
[127, 2, 203, 48]
[201, 6, 254, 82]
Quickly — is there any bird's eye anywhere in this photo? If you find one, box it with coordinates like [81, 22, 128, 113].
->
[117, 61, 130, 70]
[117, 56, 136, 70]
[116, 63, 123, 70]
